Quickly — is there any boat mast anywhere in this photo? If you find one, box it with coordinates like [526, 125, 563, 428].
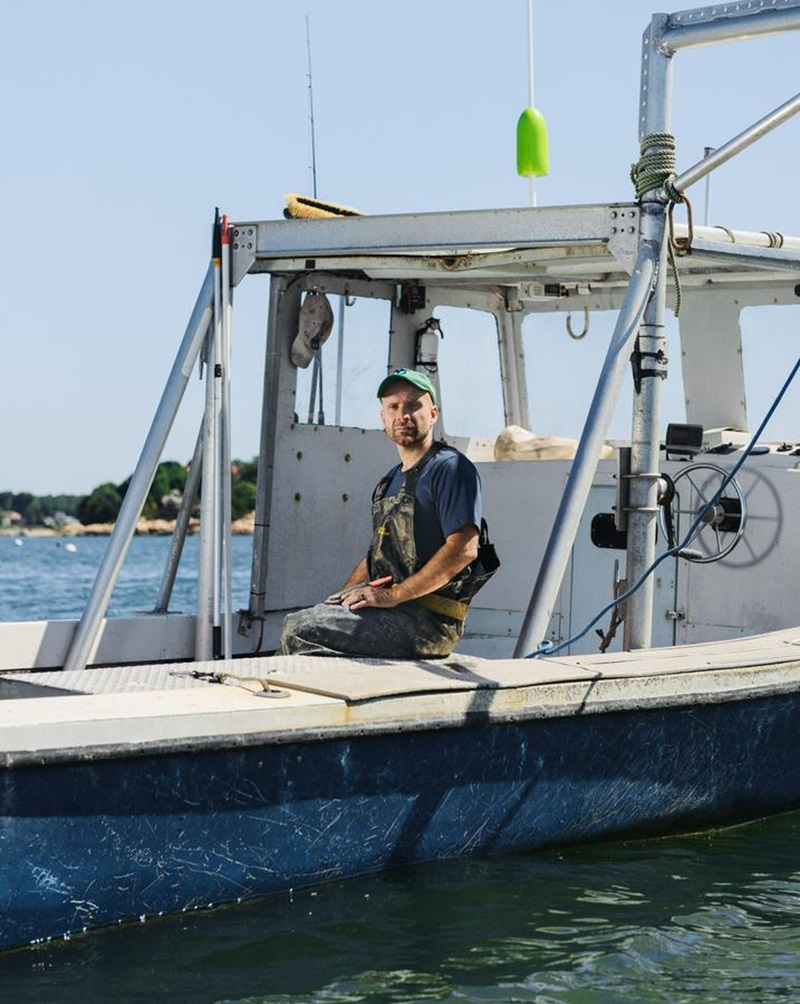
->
[623, 4, 800, 650]
[622, 14, 672, 650]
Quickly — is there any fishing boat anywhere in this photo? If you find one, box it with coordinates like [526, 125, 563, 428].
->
[2, 1, 800, 952]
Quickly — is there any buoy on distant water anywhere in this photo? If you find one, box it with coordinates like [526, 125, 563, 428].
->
[63, 542, 78, 553]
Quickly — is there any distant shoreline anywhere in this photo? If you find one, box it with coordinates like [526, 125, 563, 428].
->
[0, 512, 256, 538]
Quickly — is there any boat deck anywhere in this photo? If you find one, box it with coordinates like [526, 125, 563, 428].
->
[2, 629, 800, 766]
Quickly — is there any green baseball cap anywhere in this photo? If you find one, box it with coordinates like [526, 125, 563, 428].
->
[377, 368, 438, 405]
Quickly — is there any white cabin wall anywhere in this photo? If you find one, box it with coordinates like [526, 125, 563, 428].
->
[680, 286, 800, 435]
[265, 423, 396, 609]
[262, 436, 587, 657]
[461, 458, 576, 657]
[680, 289, 747, 431]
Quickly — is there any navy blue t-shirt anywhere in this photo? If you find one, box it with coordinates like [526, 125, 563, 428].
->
[383, 444, 482, 565]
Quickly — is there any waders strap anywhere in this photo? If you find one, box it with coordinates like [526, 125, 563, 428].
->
[414, 593, 469, 622]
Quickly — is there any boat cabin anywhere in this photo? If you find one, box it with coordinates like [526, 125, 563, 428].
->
[231, 205, 800, 659]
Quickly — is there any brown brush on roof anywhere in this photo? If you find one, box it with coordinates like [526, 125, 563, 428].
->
[284, 193, 363, 219]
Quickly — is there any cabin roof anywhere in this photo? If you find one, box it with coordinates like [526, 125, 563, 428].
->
[230, 203, 800, 297]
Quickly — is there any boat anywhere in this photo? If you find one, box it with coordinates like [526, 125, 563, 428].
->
[2, 1, 800, 952]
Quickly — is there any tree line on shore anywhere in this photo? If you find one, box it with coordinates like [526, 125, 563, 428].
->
[2, 459, 258, 528]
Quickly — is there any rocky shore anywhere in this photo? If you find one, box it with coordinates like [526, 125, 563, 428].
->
[0, 512, 256, 538]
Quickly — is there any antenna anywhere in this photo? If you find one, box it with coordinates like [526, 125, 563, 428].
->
[703, 145, 714, 225]
[305, 14, 318, 198]
[304, 14, 325, 424]
[526, 0, 535, 206]
[517, 0, 548, 205]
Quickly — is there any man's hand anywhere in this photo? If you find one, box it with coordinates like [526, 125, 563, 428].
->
[341, 581, 398, 611]
[340, 525, 478, 612]
[327, 575, 393, 606]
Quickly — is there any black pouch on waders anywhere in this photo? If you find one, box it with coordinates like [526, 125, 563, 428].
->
[454, 518, 500, 601]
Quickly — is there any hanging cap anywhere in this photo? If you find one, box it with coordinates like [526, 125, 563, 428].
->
[377, 368, 437, 405]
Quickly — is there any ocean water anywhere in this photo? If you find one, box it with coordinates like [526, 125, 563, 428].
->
[2, 536, 800, 1002]
[0, 534, 254, 623]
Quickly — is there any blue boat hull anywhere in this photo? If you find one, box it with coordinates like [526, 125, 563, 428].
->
[2, 689, 799, 950]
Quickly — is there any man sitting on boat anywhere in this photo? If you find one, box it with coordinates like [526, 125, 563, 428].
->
[279, 368, 496, 658]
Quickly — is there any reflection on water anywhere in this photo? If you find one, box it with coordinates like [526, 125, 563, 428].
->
[4, 812, 800, 1003]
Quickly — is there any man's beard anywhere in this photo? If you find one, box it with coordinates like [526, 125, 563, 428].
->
[388, 421, 429, 446]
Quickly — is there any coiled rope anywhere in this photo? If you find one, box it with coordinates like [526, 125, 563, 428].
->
[630, 132, 678, 200]
[630, 132, 692, 316]
[763, 231, 785, 249]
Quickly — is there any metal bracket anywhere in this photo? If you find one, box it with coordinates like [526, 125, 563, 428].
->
[607, 208, 640, 275]
[237, 609, 255, 637]
[630, 340, 668, 394]
[504, 287, 524, 312]
[231, 225, 258, 287]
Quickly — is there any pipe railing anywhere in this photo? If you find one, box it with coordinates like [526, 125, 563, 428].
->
[513, 234, 661, 656]
[63, 265, 215, 673]
[672, 92, 800, 195]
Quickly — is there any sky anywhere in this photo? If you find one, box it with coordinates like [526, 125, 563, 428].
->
[3, 0, 800, 495]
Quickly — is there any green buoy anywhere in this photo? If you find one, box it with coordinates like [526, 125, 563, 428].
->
[517, 106, 549, 178]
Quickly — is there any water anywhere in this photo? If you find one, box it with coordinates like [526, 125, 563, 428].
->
[0, 534, 254, 622]
[3, 537, 800, 1002]
[5, 819, 800, 1003]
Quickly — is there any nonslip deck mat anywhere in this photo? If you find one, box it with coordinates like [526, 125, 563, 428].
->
[2, 628, 800, 703]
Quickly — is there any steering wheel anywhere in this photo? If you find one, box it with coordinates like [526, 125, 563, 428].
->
[658, 462, 747, 563]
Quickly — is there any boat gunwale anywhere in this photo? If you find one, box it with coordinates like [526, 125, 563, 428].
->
[3, 659, 800, 770]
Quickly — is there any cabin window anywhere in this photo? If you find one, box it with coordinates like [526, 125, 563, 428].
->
[295, 296, 391, 430]
[740, 305, 799, 440]
[521, 308, 685, 441]
[434, 306, 505, 437]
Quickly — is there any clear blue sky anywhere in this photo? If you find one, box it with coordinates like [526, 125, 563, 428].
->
[3, 0, 800, 495]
